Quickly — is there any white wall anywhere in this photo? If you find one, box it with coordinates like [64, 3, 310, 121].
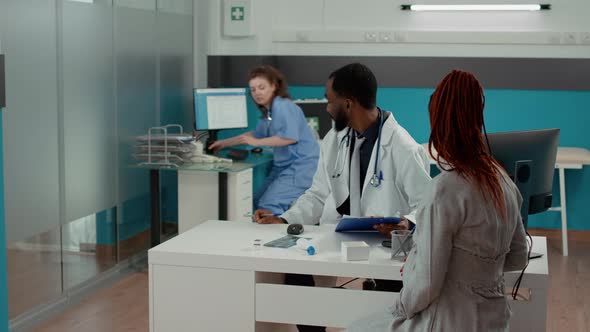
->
[195, 0, 590, 63]
[193, 0, 210, 88]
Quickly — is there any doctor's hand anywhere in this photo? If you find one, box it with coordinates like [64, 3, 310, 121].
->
[373, 218, 411, 237]
[253, 209, 284, 224]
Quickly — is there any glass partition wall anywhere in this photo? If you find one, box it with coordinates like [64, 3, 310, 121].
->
[0, 0, 192, 322]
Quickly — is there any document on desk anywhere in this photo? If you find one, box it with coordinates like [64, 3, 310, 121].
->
[335, 216, 401, 232]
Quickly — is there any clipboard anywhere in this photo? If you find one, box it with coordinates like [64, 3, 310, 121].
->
[335, 217, 401, 232]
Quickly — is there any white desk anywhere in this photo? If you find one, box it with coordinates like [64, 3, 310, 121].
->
[549, 147, 590, 256]
[176, 151, 273, 233]
[149, 220, 548, 332]
[423, 144, 590, 256]
[135, 151, 273, 246]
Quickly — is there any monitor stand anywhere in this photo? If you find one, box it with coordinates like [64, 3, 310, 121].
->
[513, 160, 543, 260]
[205, 130, 219, 155]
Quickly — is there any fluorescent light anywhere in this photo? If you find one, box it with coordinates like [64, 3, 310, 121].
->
[401, 4, 550, 11]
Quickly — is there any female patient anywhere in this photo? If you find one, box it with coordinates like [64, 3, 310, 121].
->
[348, 70, 528, 331]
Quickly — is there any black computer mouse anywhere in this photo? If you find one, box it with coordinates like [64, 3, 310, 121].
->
[251, 147, 263, 154]
[287, 223, 304, 235]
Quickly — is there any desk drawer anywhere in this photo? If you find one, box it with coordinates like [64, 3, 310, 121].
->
[228, 169, 253, 222]
[256, 283, 392, 328]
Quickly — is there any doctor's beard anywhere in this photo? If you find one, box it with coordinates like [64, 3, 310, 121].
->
[332, 109, 349, 131]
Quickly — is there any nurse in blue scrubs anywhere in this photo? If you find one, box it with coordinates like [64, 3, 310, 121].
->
[209, 65, 320, 214]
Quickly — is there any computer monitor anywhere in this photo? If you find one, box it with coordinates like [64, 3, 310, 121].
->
[194, 88, 248, 131]
[294, 99, 332, 139]
[486, 128, 560, 229]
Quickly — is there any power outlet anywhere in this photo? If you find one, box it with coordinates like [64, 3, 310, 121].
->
[561, 32, 578, 45]
[365, 32, 378, 42]
[580, 32, 590, 45]
[547, 33, 561, 44]
[296, 31, 309, 42]
[379, 32, 393, 43]
[394, 32, 407, 43]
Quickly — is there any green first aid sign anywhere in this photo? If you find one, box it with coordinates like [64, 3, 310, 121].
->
[231, 6, 245, 21]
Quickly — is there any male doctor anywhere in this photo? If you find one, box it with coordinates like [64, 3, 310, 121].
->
[255, 62, 430, 233]
[254, 63, 432, 332]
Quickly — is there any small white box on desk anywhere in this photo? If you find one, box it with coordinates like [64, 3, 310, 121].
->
[341, 241, 370, 261]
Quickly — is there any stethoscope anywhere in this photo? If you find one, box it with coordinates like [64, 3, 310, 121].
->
[260, 106, 273, 136]
[263, 108, 272, 121]
[332, 109, 385, 188]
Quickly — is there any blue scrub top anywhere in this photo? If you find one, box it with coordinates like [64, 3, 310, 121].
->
[252, 96, 319, 170]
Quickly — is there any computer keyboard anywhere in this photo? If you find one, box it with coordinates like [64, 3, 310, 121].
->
[227, 148, 249, 161]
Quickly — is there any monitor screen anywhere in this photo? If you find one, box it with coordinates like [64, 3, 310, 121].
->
[486, 128, 560, 216]
[194, 88, 248, 130]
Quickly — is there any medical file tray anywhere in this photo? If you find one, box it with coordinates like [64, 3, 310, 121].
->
[133, 153, 186, 163]
[135, 144, 194, 153]
[135, 134, 194, 144]
[335, 217, 401, 232]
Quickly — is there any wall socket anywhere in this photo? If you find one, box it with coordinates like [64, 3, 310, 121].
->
[296, 31, 309, 42]
[365, 32, 378, 42]
[379, 32, 393, 42]
[561, 32, 578, 44]
[580, 32, 590, 45]
[394, 32, 407, 43]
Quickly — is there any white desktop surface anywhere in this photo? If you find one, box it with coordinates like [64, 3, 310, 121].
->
[149, 220, 548, 332]
[149, 220, 403, 280]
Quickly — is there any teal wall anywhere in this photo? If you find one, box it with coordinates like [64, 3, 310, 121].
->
[0, 111, 10, 330]
[289, 86, 590, 230]
[95, 207, 117, 246]
[201, 84, 590, 230]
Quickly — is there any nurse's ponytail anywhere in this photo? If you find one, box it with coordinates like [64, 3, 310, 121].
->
[428, 69, 507, 220]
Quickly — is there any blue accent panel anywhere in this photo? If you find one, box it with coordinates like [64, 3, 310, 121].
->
[194, 89, 209, 130]
[0, 112, 10, 330]
[96, 207, 117, 246]
[119, 194, 150, 241]
[289, 86, 590, 230]
[160, 87, 189, 133]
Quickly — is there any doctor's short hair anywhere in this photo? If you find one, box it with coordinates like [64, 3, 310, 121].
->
[329, 63, 377, 109]
[248, 65, 291, 99]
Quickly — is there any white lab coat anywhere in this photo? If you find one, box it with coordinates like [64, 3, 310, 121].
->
[281, 114, 432, 225]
